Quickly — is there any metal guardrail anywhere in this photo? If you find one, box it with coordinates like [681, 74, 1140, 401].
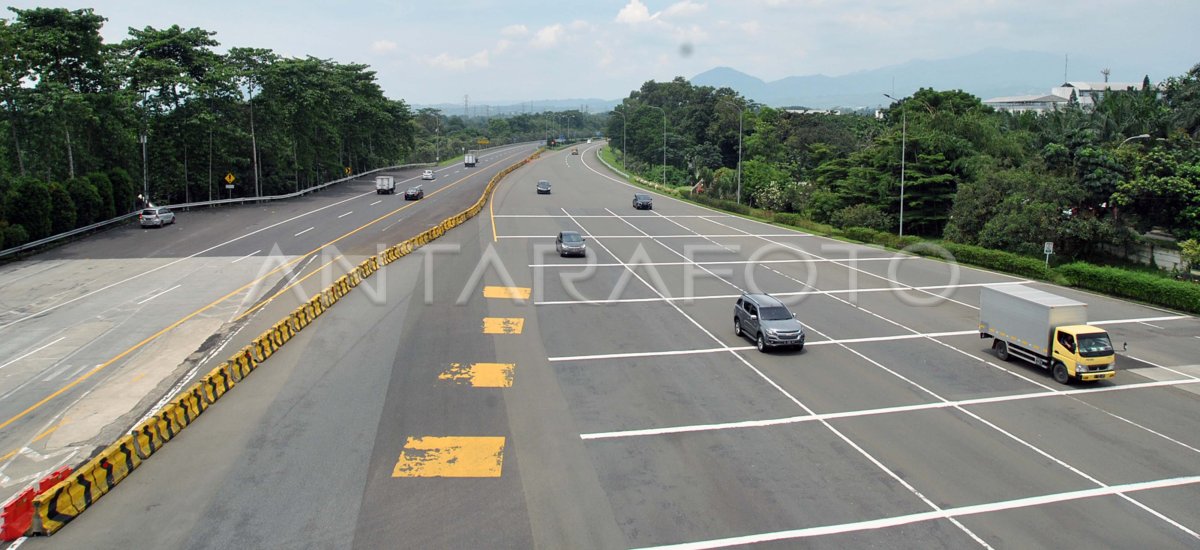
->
[0, 163, 433, 260]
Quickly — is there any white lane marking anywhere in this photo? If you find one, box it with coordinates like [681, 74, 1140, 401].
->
[338, 211, 353, 219]
[1139, 321, 1164, 329]
[580, 377, 1200, 440]
[529, 257, 914, 268]
[606, 207, 742, 293]
[135, 284, 181, 305]
[230, 249, 261, 264]
[370, 200, 382, 206]
[381, 217, 406, 233]
[0, 186, 382, 331]
[0, 337, 66, 372]
[294, 227, 314, 237]
[631, 476, 1200, 550]
[1124, 354, 1200, 381]
[540, 281, 1027, 307]
[559, 208, 990, 545]
[551, 347, 738, 363]
[1091, 315, 1189, 326]
[499, 233, 806, 239]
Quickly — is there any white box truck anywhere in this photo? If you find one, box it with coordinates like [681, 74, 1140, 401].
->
[979, 285, 1116, 384]
[464, 152, 477, 167]
[375, 175, 395, 194]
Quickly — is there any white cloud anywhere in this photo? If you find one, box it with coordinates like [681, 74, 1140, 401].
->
[738, 21, 760, 34]
[424, 49, 490, 71]
[569, 19, 592, 31]
[501, 24, 528, 37]
[663, 1, 707, 17]
[616, 0, 654, 24]
[531, 24, 564, 48]
[371, 40, 397, 53]
[494, 39, 512, 55]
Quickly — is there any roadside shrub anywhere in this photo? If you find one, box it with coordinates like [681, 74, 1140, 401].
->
[941, 242, 1055, 280]
[841, 226, 880, 243]
[1057, 262, 1200, 314]
[3, 223, 28, 248]
[690, 193, 752, 216]
[831, 204, 894, 233]
[773, 212, 835, 235]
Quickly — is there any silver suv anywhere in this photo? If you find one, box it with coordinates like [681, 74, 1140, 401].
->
[734, 293, 806, 352]
[139, 207, 175, 228]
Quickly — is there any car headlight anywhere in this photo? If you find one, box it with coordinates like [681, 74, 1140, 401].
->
[765, 328, 778, 336]
[1076, 363, 1087, 372]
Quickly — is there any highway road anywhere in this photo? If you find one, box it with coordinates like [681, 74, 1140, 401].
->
[20, 142, 1200, 548]
[0, 144, 539, 506]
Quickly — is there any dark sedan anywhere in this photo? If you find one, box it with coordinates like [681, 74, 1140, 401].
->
[404, 186, 424, 200]
[633, 193, 653, 210]
[536, 180, 551, 194]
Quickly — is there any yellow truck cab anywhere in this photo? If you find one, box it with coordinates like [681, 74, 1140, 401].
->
[980, 285, 1116, 384]
[1050, 325, 1116, 383]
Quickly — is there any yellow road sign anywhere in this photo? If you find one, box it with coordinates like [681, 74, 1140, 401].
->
[477, 138, 490, 145]
[224, 172, 235, 184]
[344, 166, 352, 175]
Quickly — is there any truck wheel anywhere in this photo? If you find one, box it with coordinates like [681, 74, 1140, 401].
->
[993, 340, 1009, 361]
[756, 333, 767, 352]
[1053, 361, 1071, 385]
[733, 318, 742, 337]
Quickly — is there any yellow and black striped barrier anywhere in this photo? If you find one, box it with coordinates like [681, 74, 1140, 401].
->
[24, 148, 543, 537]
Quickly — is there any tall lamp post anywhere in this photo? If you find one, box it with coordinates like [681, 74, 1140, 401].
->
[645, 104, 667, 187]
[611, 109, 627, 171]
[1119, 134, 1150, 147]
[139, 132, 148, 206]
[883, 93, 906, 237]
[718, 99, 745, 204]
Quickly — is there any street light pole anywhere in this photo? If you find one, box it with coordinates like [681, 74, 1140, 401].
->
[883, 93, 906, 237]
[1119, 133, 1151, 147]
[718, 99, 744, 204]
[139, 132, 148, 206]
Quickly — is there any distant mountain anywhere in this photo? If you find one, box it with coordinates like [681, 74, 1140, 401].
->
[691, 49, 1174, 109]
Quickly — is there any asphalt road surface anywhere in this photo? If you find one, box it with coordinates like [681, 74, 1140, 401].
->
[0, 144, 537, 506]
[21, 142, 1200, 549]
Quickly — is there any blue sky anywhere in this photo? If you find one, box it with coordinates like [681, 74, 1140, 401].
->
[8, 1, 1199, 105]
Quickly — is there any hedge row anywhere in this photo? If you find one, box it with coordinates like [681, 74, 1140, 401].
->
[1058, 262, 1200, 313]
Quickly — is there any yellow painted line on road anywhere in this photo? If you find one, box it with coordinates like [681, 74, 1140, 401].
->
[0, 154, 526, 433]
[490, 185, 498, 242]
[482, 317, 524, 335]
[392, 436, 505, 477]
[233, 255, 344, 322]
[483, 286, 531, 300]
[438, 362, 515, 387]
[0, 417, 68, 462]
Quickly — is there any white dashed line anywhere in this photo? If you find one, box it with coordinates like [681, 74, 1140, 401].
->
[0, 337, 66, 371]
[338, 211, 353, 218]
[230, 249, 261, 263]
[294, 227, 314, 237]
[136, 284, 181, 305]
[370, 200, 382, 206]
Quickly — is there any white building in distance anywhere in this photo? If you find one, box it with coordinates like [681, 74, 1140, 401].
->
[984, 81, 1148, 113]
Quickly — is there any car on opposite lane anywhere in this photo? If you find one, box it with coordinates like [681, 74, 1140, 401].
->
[633, 193, 653, 210]
[536, 179, 552, 194]
[555, 231, 586, 257]
[734, 293, 806, 352]
[139, 207, 175, 228]
[421, 169, 435, 180]
[404, 186, 424, 200]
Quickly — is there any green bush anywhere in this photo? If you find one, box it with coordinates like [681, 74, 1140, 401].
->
[831, 204, 894, 232]
[841, 226, 880, 243]
[3, 223, 28, 248]
[1057, 262, 1200, 313]
[690, 193, 752, 216]
[941, 242, 1055, 280]
[773, 212, 835, 235]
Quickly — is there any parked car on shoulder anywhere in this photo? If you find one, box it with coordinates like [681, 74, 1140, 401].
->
[421, 169, 435, 180]
[555, 231, 586, 257]
[404, 186, 424, 200]
[139, 207, 175, 228]
[734, 293, 806, 352]
[633, 193, 653, 210]
[536, 180, 552, 194]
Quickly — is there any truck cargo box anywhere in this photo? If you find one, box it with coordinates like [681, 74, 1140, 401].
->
[979, 285, 1088, 355]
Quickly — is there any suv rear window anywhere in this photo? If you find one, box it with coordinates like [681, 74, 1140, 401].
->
[142, 209, 157, 215]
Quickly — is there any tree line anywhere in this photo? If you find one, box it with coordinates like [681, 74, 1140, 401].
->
[0, 7, 415, 250]
[607, 68, 1200, 263]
